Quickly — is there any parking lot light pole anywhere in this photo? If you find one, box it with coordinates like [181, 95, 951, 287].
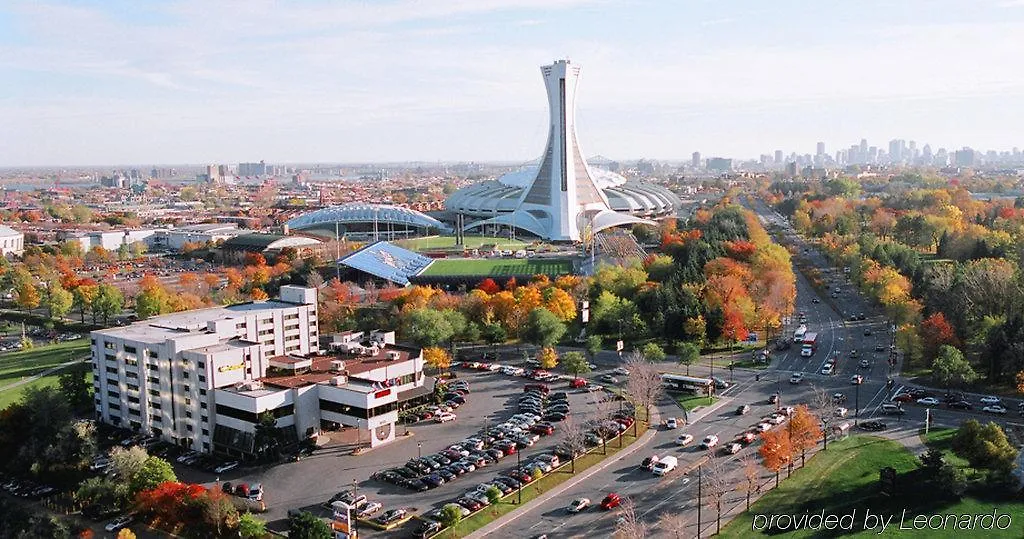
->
[517, 450, 522, 504]
[351, 478, 358, 538]
[417, 442, 422, 460]
[854, 383, 860, 426]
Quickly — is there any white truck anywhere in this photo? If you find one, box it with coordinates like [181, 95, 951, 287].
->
[652, 455, 678, 476]
[793, 325, 807, 343]
[800, 332, 818, 357]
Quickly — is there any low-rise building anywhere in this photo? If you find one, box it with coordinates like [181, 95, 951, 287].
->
[0, 225, 24, 256]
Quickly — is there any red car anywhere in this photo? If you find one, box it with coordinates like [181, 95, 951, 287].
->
[531, 424, 554, 436]
[570, 378, 588, 389]
[615, 417, 635, 429]
[504, 470, 533, 483]
[600, 493, 621, 510]
[891, 393, 913, 403]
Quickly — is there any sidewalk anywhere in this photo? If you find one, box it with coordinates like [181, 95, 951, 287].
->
[466, 406, 662, 539]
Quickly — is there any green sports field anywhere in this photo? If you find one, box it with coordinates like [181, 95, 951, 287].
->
[420, 258, 573, 277]
[394, 236, 530, 251]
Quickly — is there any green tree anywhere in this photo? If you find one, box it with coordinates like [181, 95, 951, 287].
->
[254, 411, 282, 462]
[485, 485, 502, 505]
[75, 477, 121, 508]
[561, 351, 591, 377]
[641, 342, 666, 362]
[289, 510, 332, 539]
[94, 284, 124, 324]
[401, 308, 457, 348]
[439, 504, 463, 528]
[19, 386, 72, 463]
[47, 282, 74, 320]
[481, 322, 507, 345]
[13, 273, 40, 311]
[676, 342, 701, 375]
[931, 345, 979, 388]
[58, 363, 92, 412]
[523, 307, 566, 348]
[129, 456, 177, 496]
[73, 284, 98, 323]
[239, 512, 267, 538]
[109, 446, 149, 487]
[585, 334, 603, 359]
[951, 419, 1018, 474]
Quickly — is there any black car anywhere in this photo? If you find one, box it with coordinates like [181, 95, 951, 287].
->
[859, 420, 887, 432]
[546, 404, 570, 413]
[429, 454, 452, 466]
[406, 460, 431, 474]
[376, 508, 408, 525]
[436, 468, 456, 481]
[447, 462, 469, 476]
[493, 475, 522, 489]
[402, 479, 430, 492]
[394, 466, 420, 479]
[549, 392, 568, 400]
[420, 473, 445, 488]
[485, 449, 506, 461]
[948, 400, 973, 410]
[863, 329, 872, 336]
[736, 405, 751, 415]
[419, 456, 443, 470]
[413, 519, 443, 538]
[374, 471, 401, 484]
[545, 412, 567, 422]
[768, 393, 779, 404]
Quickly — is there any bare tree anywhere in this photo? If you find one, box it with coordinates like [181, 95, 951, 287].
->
[656, 512, 689, 539]
[592, 388, 613, 454]
[812, 386, 836, 451]
[623, 351, 664, 424]
[561, 415, 589, 474]
[739, 453, 761, 511]
[703, 454, 731, 536]
[614, 497, 647, 539]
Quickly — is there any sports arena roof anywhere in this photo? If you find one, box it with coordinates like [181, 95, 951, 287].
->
[220, 233, 322, 252]
[338, 241, 434, 286]
[287, 204, 451, 233]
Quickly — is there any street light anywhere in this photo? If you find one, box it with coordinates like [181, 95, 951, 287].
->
[854, 382, 860, 426]
[417, 441, 422, 460]
[516, 449, 522, 505]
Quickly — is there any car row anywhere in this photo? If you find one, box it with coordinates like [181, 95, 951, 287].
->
[0, 478, 57, 499]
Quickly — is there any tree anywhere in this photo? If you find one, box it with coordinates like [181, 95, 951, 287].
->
[640, 342, 666, 362]
[439, 503, 464, 528]
[919, 312, 959, 363]
[759, 429, 791, 487]
[289, 510, 332, 539]
[47, 282, 73, 320]
[14, 278, 39, 311]
[422, 347, 452, 371]
[812, 387, 837, 451]
[787, 405, 822, 467]
[485, 485, 502, 505]
[117, 529, 136, 539]
[560, 415, 589, 473]
[109, 446, 149, 488]
[523, 307, 566, 349]
[656, 513, 689, 539]
[239, 513, 267, 539]
[481, 322, 507, 345]
[196, 487, 240, 536]
[58, 363, 92, 411]
[739, 453, 761, 511]
[94, 284, 124, 325]
[951, 419, 1018, 475]
[704, 455, 731, 535]
[931, 345, 979, 388]
[676, 342, 700, 375]
[135, 275, 171, 318]
[623, 351, 663, 423]
[585, 334, 603, 360]
[561, 351, 591, 378]
[75, 477, 121, 509]
[537, 347, 559, 369]
[401, 308, 457, 348]
[129, 456, 177, 496]
[613, 496, 646, 539]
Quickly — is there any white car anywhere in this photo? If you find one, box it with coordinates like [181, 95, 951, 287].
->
[213, 461, 239, 474]
[357, 501, 383, 518]
[435, 412, 457, 423]
[789, 373, 803, 384]
[821, 364, 835, 375]
[979, 396, 1002, 405]
[850, 375, 863, 385]
[983, 405, 1008, 415]
[666, 417, 679, 429]
[613, 367, 631, 376]
[780, 406, 795, 416]
[756, 422, 772, 432]
[917, 397, 940, 406]
[567, 497, 590, 513]
[674, 434, 694, 446]
[767, 414, 786, 425]
[835, 407, 848, 418]
[105, 515, 133, 532]
[700, 435, 719, 449]
[724, 442, 742, 455]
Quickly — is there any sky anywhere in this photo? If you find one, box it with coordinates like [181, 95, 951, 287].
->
[2, 0, 1024, 167]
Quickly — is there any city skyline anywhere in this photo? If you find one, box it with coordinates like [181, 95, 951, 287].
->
[3, 0, 1024, 166]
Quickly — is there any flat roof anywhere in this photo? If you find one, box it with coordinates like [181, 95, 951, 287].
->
[93, 300, 307, 344]
[260, 346, 419, 390]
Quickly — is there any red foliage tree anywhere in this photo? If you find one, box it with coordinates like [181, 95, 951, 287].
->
[243, 252, 267, 267]
[136, 482, 207, 526]
[504, 276, 518, 291]
[724, 240, 758, 261]
[920, 311, 959, 362]
[721, 308, 749, 344]
[477, 278, 501, 295]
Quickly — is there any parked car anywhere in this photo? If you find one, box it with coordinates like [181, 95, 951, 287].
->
[859, 420, 887, 431]
[850, 375, 863, 385]
[213, 461, 239, 474]
[104, 515, 133, 533]
[983, 405, 1008, 415]
[357, 502, 383, 518]
[789, 373, 803, 384]
[435, 412, 457, 423]
[375, 508, 408, 525]
[947, 400, 972, 410]
[456, 497, 483, 511]
[859, 359, 870, 369]
[665, 417, 679, 429]
[917, 397, 940, 406]
[412, 519, 443, 538]
[891, 393, 913, 403]
[979, 396, 1003, 405]
[700, 435, 719, 449]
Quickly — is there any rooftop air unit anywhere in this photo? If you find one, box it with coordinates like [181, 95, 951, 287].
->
[386, 351, 401, 361]
[330, 360, 346, 373]
[329, 375, 348, 386]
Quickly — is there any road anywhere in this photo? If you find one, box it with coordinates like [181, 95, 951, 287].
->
[478, 198, 1024, 539]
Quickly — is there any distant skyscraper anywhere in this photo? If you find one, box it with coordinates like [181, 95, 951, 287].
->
[691, 151, 701, 169]
[888, 140, 902, 163]
[785, 161, 799, 177]
[816, 142, 825, 156]
[239, 161, 268, 176]
[774, 150, 783, 164]
[955, 148, 976, 167]
[706, 157, 732, 173]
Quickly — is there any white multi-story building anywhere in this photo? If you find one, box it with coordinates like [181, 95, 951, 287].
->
[92, 287, 428, 458]
[90, 285, 320, 453]
[0, 226, 24, 256]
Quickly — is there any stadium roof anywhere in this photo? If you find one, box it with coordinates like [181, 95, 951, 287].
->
[338, 241, 434, 286]
[286, 203, 451, 233]
[220, 233, 322, 252]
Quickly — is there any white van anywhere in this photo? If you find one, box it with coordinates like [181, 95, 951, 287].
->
[652, 455, 678, 476]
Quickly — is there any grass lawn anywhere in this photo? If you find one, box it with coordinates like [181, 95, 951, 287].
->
[433, 424, 648, 539]
[421, 258, 573, 277]
[720, 435, 1024, 538]
[0, 339, 90, 408]
[394, 236, 531, 251]
[674, 394, 719, 411]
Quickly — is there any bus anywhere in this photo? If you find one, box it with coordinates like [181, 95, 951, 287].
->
[661, 373, 714, 395]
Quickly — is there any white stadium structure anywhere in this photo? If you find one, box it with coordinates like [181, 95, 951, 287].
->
[445, 59, 681, 242]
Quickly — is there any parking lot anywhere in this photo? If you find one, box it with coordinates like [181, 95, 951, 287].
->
[194, 362, 622, 536]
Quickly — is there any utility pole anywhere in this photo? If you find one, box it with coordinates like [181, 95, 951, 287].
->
[516, 450, 522, 504]
[854, 382, 860, 426]
[697, 464, 702, 539]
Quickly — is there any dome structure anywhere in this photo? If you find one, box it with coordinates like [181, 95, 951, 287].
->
[287, 203, 451, 239]
[444, 60, 680, 241]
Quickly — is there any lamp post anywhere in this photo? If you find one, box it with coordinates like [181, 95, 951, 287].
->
[854, 382, 860, 426]
[697, 464, 703, 539]
[417, 442, 422, 460]
[351, 478, 358, 538]
[516, 449, 522, 505]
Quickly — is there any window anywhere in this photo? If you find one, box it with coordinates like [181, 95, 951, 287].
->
[126, 358, 138, 367]
[129, 408, 140, 417]
[285, 323, 299, 331]
[199, 388, 207, 396]
[185, 397, 191, 406]
[146, 349, 157, 358]
[200, 402, 207, 409]
[124, 345, 137, 354]
[203, 442, 210, 450]
[147, 376, 160, 385]
[185, 410, 192, 418]
[105, 354, 116, 362]
[151, 402, 161, 410]
[183, 386, 190, 394]
[107, 390, 120, 399]
[104, 342, 115, 350]
[147, 363, 158, 371]
[201, 415, 208, 423]
[125, 371, 138, 379]
[258, 329, 273, 336]
[106, 377, 118, 387]
[126, 383, 139, 392]
[127, 396, 140, 404]
[148, 390, 160, 397]
[186, 425, 193, 432]
[284, 313, 298, 321]
[109, 403, 121, 411]
[285, 334, 299, 342]
[198, 361, 205, 369]
[201, 429, 209, 437]
[150, 415, 161, 423]
[182, 371, 190, 379]
[198, 375, 206, 383]
[236, 322, 246, 330]
[105, 366, 118, 374]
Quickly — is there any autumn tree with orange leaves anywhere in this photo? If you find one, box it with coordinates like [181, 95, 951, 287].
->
[787, 405, 822, 467]
[759, 429, 792, 488]
[919, 312, 959, 364]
